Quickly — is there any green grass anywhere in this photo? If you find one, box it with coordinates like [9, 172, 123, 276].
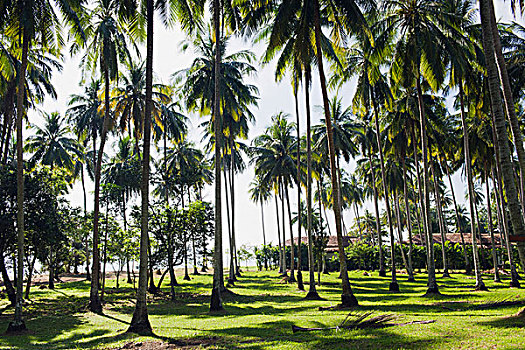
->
[1, 269, 525, 349]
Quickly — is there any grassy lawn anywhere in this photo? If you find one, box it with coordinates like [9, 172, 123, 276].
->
[1, 269, 525, 349]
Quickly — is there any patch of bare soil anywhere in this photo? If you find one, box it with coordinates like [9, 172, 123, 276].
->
[110, 337, 223, 349]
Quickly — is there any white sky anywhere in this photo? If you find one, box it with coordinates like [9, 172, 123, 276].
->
[26, 1, 525, 258]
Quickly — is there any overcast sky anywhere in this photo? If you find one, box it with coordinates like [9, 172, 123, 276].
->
[26, 2, 525, 260]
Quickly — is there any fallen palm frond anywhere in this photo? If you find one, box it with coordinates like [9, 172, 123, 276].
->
[292, 312, 434, 333]
[471, 297, 524, 309]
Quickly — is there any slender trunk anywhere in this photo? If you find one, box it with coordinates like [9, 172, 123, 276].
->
[2, 111, 13, 164]
[304, 69, 320, 299]
[368, 148, 386, 276]
[371, 98, 398, 291]
[294, 86, 304, 290]
[275, 192, 284, 275]
[313, 0, 356, 306]
[261, 203, 268, 270]
[401, 157, 415, 281]
[9, 27, 30, 332]
[0, 253, 16, 305]
[82, 168, 91, 281]
[285, 185, 296, 282]
[24, 254, 37, 300]
[167, 240, 177, 300]
[485, 167, 500, 282]
[230, 135, 240, 277]
[430, 161, 449, 277]
[479, 0, 525, 271]
[459, 86, 486, 291]
[224, 164, 235, 282]
[444, 157, 471, 273]
[192, 236, 199, 275]
[280, 178, 288, 277]
[48, 249, 55, 290]
[210, 0, 224, 311]
[101, 204, 109, 302]
[488, 0, 525, 215]
[394, 190, 413, 281]
[128, 0, 153, 332]
[415, 77, 439, 295]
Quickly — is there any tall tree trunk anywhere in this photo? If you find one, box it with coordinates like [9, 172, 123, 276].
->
[82, 167, 91, 281]
[224, 164, 236, 283]
[101, 205, 109, 301]
[275, 193, 284, 275]
[459, 86, 487, 291]
[443, 158, 471, 273]
[368, 148, 386, 277]
[430, 161, 449, 277]
[0, 253, 16, 305]
[401, 157, 415, 281]
[280, 178, 288, 277]
[488, 0, 525, 215]
[313, 0, 357, 307]
[371, 98, 398, 292]
[479, 0, 525, 273]
[394, 190, 414, 281]
[260, 203, 268, 270]
[128, 0, 153, 333]
[285, 185, 296, 282]
[8, 27, 30, 332]
[485, 167, 500, 282]
[415, 77, 439, 295]
[230, 135, 240, 278]
[24, 254, 37, 300]
[294, 85, 304, 290]
[304, 69, 321, 300]
[210, 0, 224, 311]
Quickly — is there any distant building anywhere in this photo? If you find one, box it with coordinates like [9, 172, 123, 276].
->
[285, 236, 360, 253]
[408, 233, 502, 247]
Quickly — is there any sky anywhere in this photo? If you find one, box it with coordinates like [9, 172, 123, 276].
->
[26, 1, 525, 264]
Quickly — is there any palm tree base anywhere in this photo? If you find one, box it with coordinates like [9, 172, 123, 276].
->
[88, 296, 103, 314]
[297, 273, 305, 291]
[389, 281, 400, 292]
[407, 277, 416, 282]
[148, 285, 159, 294]
[288, 273, 296, 283]
[209, 287, 224, 312]
[304, 291, 324, 300]
[510, 277, 521, 288]
[341, 293, 359, 307]
[127, 314, 152, 335]
[423, 288, 441, 297]
[227, 278, 235, 287]
[442, 272, 451, 278]
[378, 270, 387, 277]
[6, 320, 27, 334]
[475, 282, 488, 291]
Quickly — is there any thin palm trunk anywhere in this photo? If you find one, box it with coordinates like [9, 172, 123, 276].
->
[401, 157, 415, 281]
[260, 203, 268, 270]
[368, 148, 386, 276]
[393, 190, 413, 281]
[82, 167, 91, 281]
[294, 86, 304, 290]
[101, 203, 109, 301]
[372, 98, 399, 291]
[313, 0, 356, 306]
[224, 166, 236, 283]
[459, 87, 486, 291]
[485, 167, 500, 282]
[127, 0, 153, 333]
[275, 192, 284, 275]
[304, 69, 320, 299]
[230, 136, 240, 278]
[430, 161, 449, 277]
[8, 28, 29, 332]
[24, 254, 37, 300]
[285, 185, 296, 282]
[280, 178, 288, 277]
[415, 77, 439, 295]
[479, 0, 525, 273]
[210, 0, 224, 311]
[443, 158, 470, 273]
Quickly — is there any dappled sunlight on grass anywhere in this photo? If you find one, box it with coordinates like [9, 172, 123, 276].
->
[1, 269, 525, 349]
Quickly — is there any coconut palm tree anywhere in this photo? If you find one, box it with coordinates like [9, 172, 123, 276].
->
[249, 176, 272, 270]
[0, 0, 84, 331]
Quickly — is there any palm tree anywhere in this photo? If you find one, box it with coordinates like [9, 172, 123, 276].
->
[74, 0, 138, 314]
[249, 176, 272, 270]
[0, 0, 84, 332]
[25, 112, 82, 172]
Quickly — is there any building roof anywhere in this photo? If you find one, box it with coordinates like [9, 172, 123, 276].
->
[285, 235, 360, 252]
[408, 233, 502, 247]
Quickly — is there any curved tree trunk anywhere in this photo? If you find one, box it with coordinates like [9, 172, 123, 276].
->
[313, 0, 357, 307]
[230, 136, 240, 278]
[430, 161, 449, 277]
[485, 168, 500, 282]
[304, 69, 320, 299]
[479, 0, 525, 277]
[210, 0, 224, 311]
[401, 157, 415, 281]
[127, 0, 153, 333]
